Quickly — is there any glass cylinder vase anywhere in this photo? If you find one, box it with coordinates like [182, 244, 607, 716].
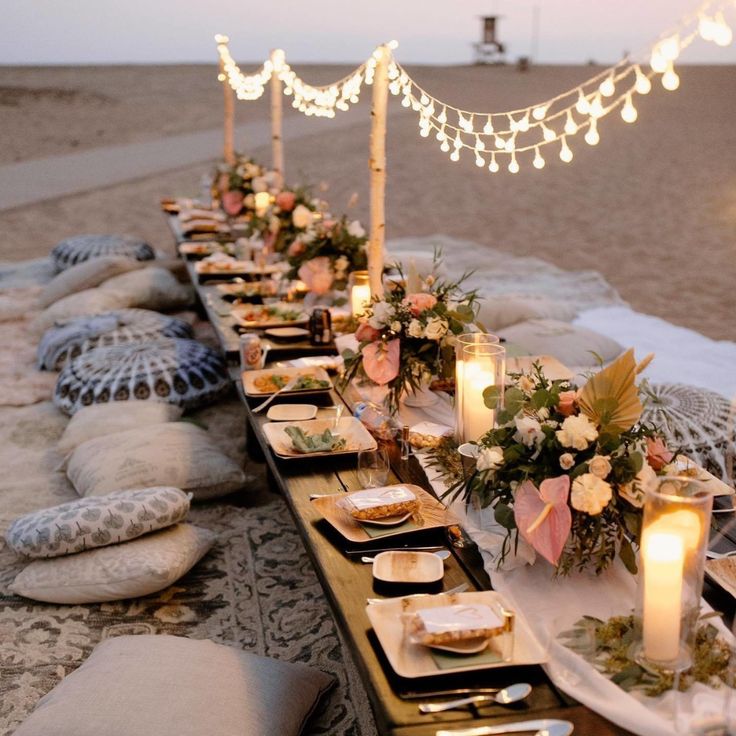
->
[454, 333, 500, 443]
[459, 342, 506, 444]
[636, 475, 713, 672]
[349, 270, 371, 319]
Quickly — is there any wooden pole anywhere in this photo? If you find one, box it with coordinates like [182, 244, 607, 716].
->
[270, 49, 285, 189]
[368, 45, 389, 299]
[221, 58, 235, 165]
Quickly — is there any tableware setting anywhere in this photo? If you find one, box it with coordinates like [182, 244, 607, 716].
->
[418, 682, 532, 713]
[242, 366, 332, 397]
[231, 302, 309, 329]
[367, 550, 446, 584]
[262, 417, 377, 459]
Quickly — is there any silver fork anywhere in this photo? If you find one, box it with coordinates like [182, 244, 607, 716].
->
[367, 582, 468, 605]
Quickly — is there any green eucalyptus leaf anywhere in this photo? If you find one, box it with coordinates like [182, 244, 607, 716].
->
[483, 385, 503, 409]
[504, 387, 526, 416]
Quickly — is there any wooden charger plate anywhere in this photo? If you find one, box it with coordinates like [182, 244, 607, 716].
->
[311, 484, 456, 544]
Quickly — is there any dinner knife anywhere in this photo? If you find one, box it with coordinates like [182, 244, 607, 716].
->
[435, 719, 573, 736]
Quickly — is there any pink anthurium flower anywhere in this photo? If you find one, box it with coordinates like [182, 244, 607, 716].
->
[514, 476, 572, 566]
[362, 339, 400, 385]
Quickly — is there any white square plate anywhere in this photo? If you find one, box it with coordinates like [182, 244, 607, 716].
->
[266, 404, 318, 421]
[242, 366, 332, 396]
[262, 416, 377, 459]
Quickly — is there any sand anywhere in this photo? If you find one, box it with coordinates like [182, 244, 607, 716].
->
[0, 63, 734, 340]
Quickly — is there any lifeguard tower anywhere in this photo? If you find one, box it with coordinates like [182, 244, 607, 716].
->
[473, 16, 506, 64]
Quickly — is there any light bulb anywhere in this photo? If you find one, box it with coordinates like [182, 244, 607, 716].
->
[450, 149, 460, 162]
[621, 95, 637, 123]
[564, 111, 578, 135]
[494, 136, 506, 150]
[437, 106, 447, 124]
[483, 116, 494, 135]
[453, 132, 463, 149]
[401, 96, 410, 108]
[532, 105, 548, 120]
[435, 128, 446, 141]
[575, 91, 590, 115]
[533, 148, 545, 169]
[635, 67, 652, 95]
[504, 136, 515, 152]
[420, 93, 430, 105]
[488, 155, 500, 173]
[474, 135, 484, 153]
[440, 139, 450, 152]
[389, 81, 400, 95]
[508, 155, 519, 174]
[699, 15, 716, 42]
[508, 114, 519, 133]
[589, 95, 604, 119]
[584, 121, 600, 145]
[476, 154, 485, 167]
[662, 64, 680, 91]
[714, 14, 733, 46]
[659, 35, 680, 61]
[559, 137, 573, 163]
[599, 76, 615, 97]
[650, 50, 667, 73]
[419, 126, 430, 138]
[541, 124, 556, 143]
[217, 73, 226, 82]
[518, 114, 530, 132]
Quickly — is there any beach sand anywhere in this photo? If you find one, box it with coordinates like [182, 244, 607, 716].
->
[0, 63, 734, 340]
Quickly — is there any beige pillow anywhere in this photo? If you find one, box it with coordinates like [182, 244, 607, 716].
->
[476, 295, 577, 331]
[9, 523, 214, 604]
[30, 288, 134, 335]
[100, 267, 194, 311]
[13, 635, 335, 736]
[67, 422, 246, 500]
[499, 319, 623, 367]
[38, 256, 142, 308]
[58, 401, 183, 455]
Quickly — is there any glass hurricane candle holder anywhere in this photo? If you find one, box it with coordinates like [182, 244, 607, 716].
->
[454, 333, 500, 443]
[635, 475, 713, 673]
[459, 342, 505, 444]
[349, 270, 371, 319]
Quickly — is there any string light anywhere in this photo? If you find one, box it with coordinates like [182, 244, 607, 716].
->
[621, 94, 638, 123]
[584, 118, 600, 145]
[533, 147, 546, 169]
[635, 65, 652, 94]
[508, 152, 520, 173]
[661, 62, 681, 90]
[488, 152, 500, 173]
[564, 110, 579, 135]
[559, 137, 573, 163]
[599, 75, 616, 97]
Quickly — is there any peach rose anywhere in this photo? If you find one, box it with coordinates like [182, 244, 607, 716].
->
[646, 436, 674, 471]
[221, 190, 244, 216]
[557, 390, 577, 417]
[298, 256, 334, 295]
[355, 322, 380, 342]
[287, 240, 306, 258]
[275, 191, 296, 212]
[403, 292, 437, 317]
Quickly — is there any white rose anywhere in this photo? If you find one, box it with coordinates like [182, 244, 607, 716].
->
[407, 319, 424, 338]
[514, 415, 544, 448]
[556, 414, 598, 451]
[368, 301, 395, 329]
[571, 473, 613, 515]
[619, 462, 657, 508]
[390, 320, 402, 333]
[477, 446, 504, 472]
[589, 454, 612, 479]
[300, 228, 316, 245]
[292, 204, 314, 229]
[252, 176, 268, 193]
[519, 375, 535, 394]
[424, 316, 448, 341]
[347, 220, 365, 238]
[559, 452, 575, 470]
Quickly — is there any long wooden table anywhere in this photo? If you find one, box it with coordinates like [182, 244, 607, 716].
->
[168, 213, 735, 736]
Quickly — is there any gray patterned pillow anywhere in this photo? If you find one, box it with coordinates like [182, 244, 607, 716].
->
[5, 487, 191, 559]
[51, 234, 154, 272]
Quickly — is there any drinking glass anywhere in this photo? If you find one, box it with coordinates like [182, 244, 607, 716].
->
[357, 446, 390, 489]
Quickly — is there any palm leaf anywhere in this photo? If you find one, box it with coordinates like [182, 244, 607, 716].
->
[578, 348, 643, 432]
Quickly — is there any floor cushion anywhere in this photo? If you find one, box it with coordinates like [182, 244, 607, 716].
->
[53, 339, 229, 415]
[476, 294, 577, 331]
[13, 635, 335, 736]
[30, 288, 135, 335]
[39, 256, 143, 309]
[99, 268, 194, 312]
[9, 523, 214, 604]
[66, 422, 246, 500]
[38, 308, 194, 370]
[57, 401, 183, 455]
[51, 234, 154, 272]
[499, 319, 624, 367]
[5, 486, 191, 559]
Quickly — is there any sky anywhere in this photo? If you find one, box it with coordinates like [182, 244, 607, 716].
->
[3, 0, 736, 66]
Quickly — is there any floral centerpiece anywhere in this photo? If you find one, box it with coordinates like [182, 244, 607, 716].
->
[286, 217, 368, 295]
[445, 349, 677, 575]
[212, 155, 278, 217]
[341, 268, 479, 414]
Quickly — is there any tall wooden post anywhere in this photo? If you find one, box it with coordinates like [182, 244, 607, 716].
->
[270, 49, 285, 189]
[221, 57, 235, 165]
[368, 45, 389, 299]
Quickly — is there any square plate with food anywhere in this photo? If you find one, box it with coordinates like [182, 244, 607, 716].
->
[262, 417, 376, 459]
[231, 303, 309, 328]
[242, 366, 332, 396]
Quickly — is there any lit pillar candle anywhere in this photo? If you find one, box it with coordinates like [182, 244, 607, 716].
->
[460, 343, 504, 443]
[350, 271, 371, 318]
[642, 531, 685, 663]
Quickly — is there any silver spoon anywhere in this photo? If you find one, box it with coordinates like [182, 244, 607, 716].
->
[435, 720, 573, 736]
[419, 683, 532, 713]
[706, 548, 736, 559]
[361, 549, 451, 564]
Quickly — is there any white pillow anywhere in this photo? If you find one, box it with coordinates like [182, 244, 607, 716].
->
[38, 256, 142, 309]
[5, 486, 191, 559]
[100, 267, 194, 311]
[9, 523, 214, 604]
[58, 401, 183, 455]
[499, 319, 624, 367]
[476, 295, 577, 331]
[30, 288, 134, 335]
[67, 422, 246, 500]
[13, 635, 335, 736]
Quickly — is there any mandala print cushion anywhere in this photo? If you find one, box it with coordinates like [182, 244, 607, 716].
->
[9, 523, 216, 604]
[53, 338, 229, 415]
[5, 486, 191, 559]
[51, 234, 155, 272]
[38, 308, 194, 370]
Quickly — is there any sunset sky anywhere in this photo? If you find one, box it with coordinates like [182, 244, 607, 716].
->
[4, 0, 735, 65]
